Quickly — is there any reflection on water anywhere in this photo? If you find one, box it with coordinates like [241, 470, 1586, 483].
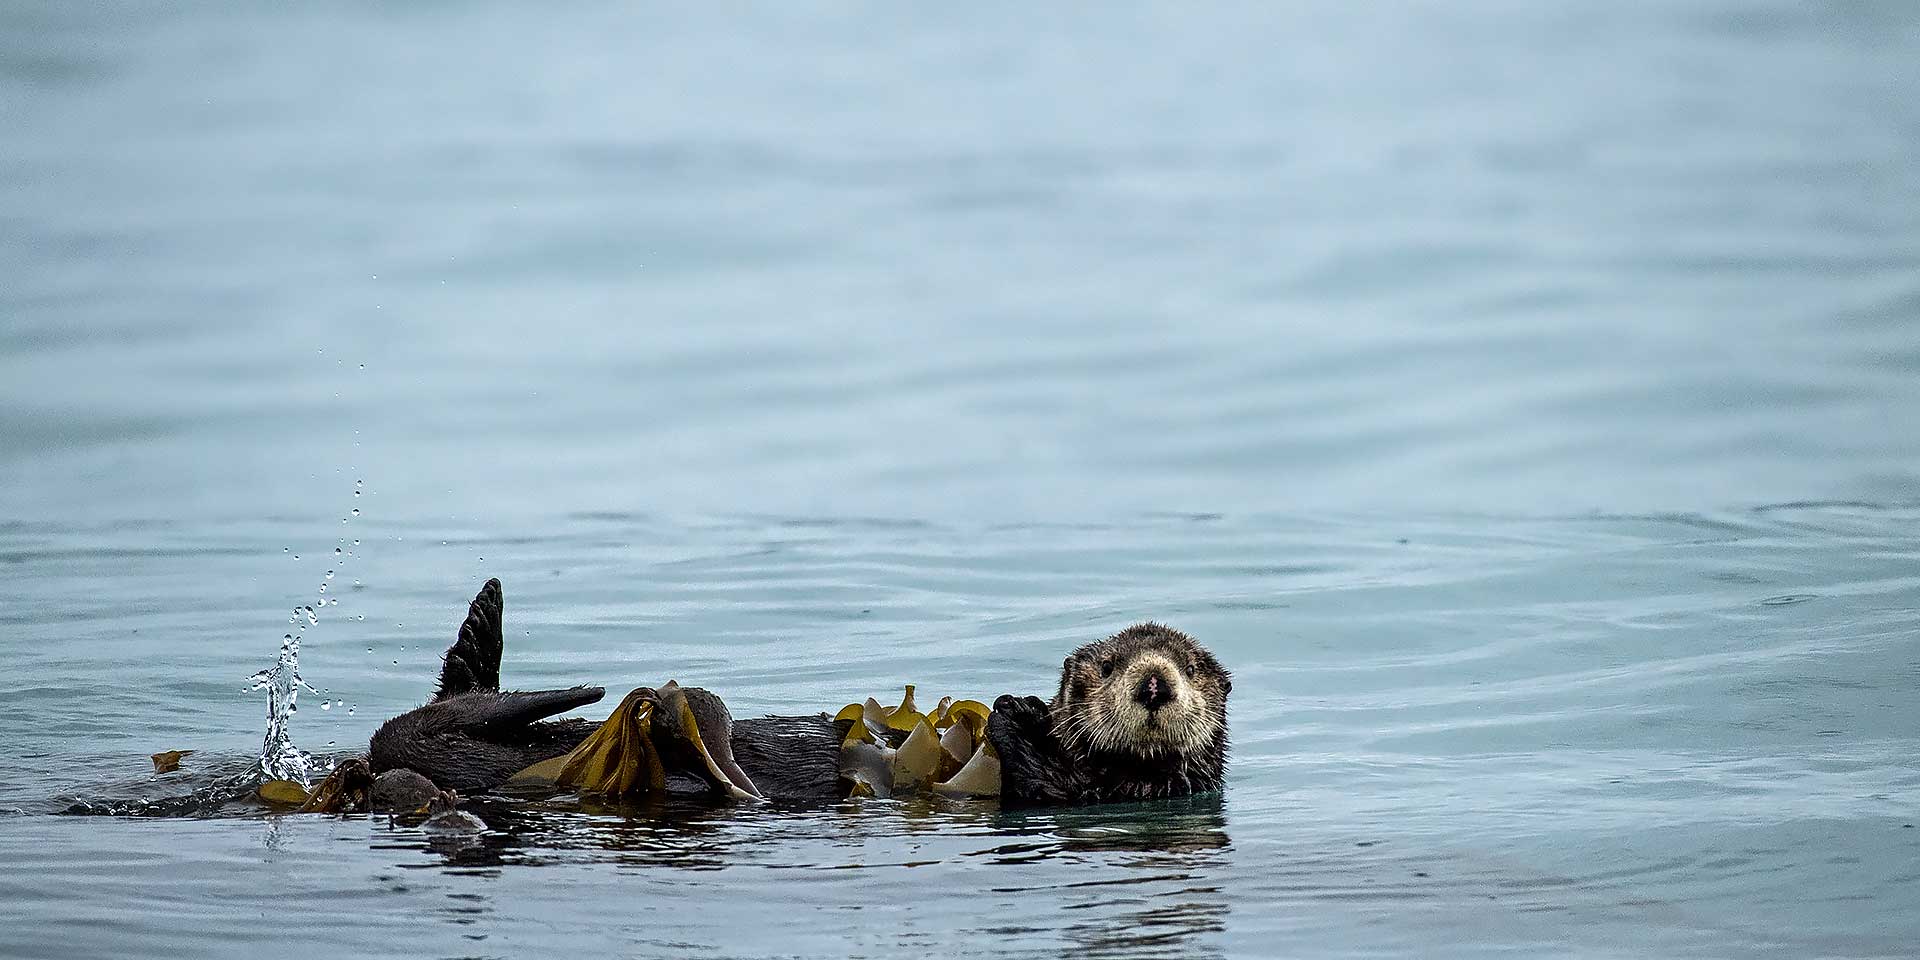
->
[386, 794, 1237, 959]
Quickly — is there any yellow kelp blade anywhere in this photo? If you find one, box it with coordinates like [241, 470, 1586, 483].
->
[937, 721, 975, 778]
[860, 698, 895, 742]
[941, 700, 991, 736]
[834, 685, 998, 798]
[931, 740, 1001, 797]
[509, 687, 665, 798]
[558, 689, 663, 797]
[257, 779, 309, 805]
[835, 702, 875, 747]
[658, 683, 762, 801]
[150, 750, 193, 774]
[839, 740, 895, 799]
[891, 717, 943, 786]
[511, 753, 568, 783]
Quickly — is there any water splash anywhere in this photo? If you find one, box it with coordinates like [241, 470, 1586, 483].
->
[244, 633, 321, 784]
[237, 475, 370, 787]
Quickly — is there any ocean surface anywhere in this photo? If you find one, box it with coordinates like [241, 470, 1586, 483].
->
[3, 1, 1918, 957]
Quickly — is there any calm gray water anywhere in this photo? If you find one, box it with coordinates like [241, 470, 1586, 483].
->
[3, 1, 1919, 957]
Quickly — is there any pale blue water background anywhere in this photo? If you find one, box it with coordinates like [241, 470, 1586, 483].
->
[3, 1, 1919, 957]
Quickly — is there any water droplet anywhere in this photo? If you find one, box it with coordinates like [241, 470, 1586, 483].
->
[327, 598, 337, 605]
[353, 489, 361, 497]
[351, 508, 360, 518]
[320, 701, 332, 711]
[283, 547, 289, 553]
[352, 540, 360, 546]
[365, 646, 372, 653]
[347, 706, 356, 716]
[477, 557, 484, 563]
[325, 740, 337, 748]
[325, 569, 335, 579]
[318, 584, 327, 594]
[333, 547, 342, 556]
[292, 554, 299, 560]
[391, 660, 398, 665]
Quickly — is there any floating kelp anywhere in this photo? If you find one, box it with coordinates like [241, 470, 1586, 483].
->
[293, 682, 999, 810]
[256, 779, 309, 805]
[652, 681, 762, 800]
[512, 686, 665, 797]
[834, 686, 999, 799]
[509, 682, 762, 801]
[150, 750, 193, 774]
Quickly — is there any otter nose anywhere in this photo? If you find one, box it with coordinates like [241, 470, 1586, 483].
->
[1134, 671, 1173, 711]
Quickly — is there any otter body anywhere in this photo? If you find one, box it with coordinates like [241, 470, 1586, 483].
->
[987, 624, 1231, 805]
[368, 579, 844, 798]
[369, 581, 1227, 807]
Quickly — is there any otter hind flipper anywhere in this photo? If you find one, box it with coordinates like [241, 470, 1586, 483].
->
[436, 578, 505, 699]
[463, 685, 607, 732]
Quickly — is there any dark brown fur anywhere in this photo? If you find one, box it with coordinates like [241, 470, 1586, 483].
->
[371, 581, 1226, 806]
[369, 579, 844, 798]
[988, 623, 1230, 805]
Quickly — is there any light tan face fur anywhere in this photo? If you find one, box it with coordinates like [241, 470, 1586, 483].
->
[1051, 647, 1224, 758]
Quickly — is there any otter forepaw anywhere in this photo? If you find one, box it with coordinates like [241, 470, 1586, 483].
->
[991, 694, 1051, 730]
[989, 695, 1079, 805]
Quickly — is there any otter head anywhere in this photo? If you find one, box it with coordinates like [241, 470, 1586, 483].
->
[1050, 623, 1230, 760]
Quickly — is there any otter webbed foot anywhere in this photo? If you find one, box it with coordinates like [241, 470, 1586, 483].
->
[437, 578, 505, 700]
[989, 694, 1084, 805]
[367, 578, 607, 793]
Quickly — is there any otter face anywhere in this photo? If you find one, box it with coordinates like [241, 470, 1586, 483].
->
[1050, 623, 1230, 759]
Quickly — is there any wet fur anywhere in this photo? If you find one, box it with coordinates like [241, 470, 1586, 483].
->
[989, 623, 1230, 805]
[370, 579, 845, 797]
[373, 581, 1224, 805]
[369, 579, 605, 792]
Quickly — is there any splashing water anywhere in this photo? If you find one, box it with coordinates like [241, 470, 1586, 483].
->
[235, 476, 369, 787]
[244, 632, 321, 784]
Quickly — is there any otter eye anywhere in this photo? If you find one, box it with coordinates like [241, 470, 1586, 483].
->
[1099, 660, 1114, 677]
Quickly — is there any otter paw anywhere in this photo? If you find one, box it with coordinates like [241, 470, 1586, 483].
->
[991, 694, 1050, 728]
[989, 696, 1079, 804]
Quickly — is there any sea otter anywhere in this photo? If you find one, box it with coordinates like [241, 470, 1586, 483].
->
[367, 579, 1229, 806]
[986, 623, 1231, 805]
